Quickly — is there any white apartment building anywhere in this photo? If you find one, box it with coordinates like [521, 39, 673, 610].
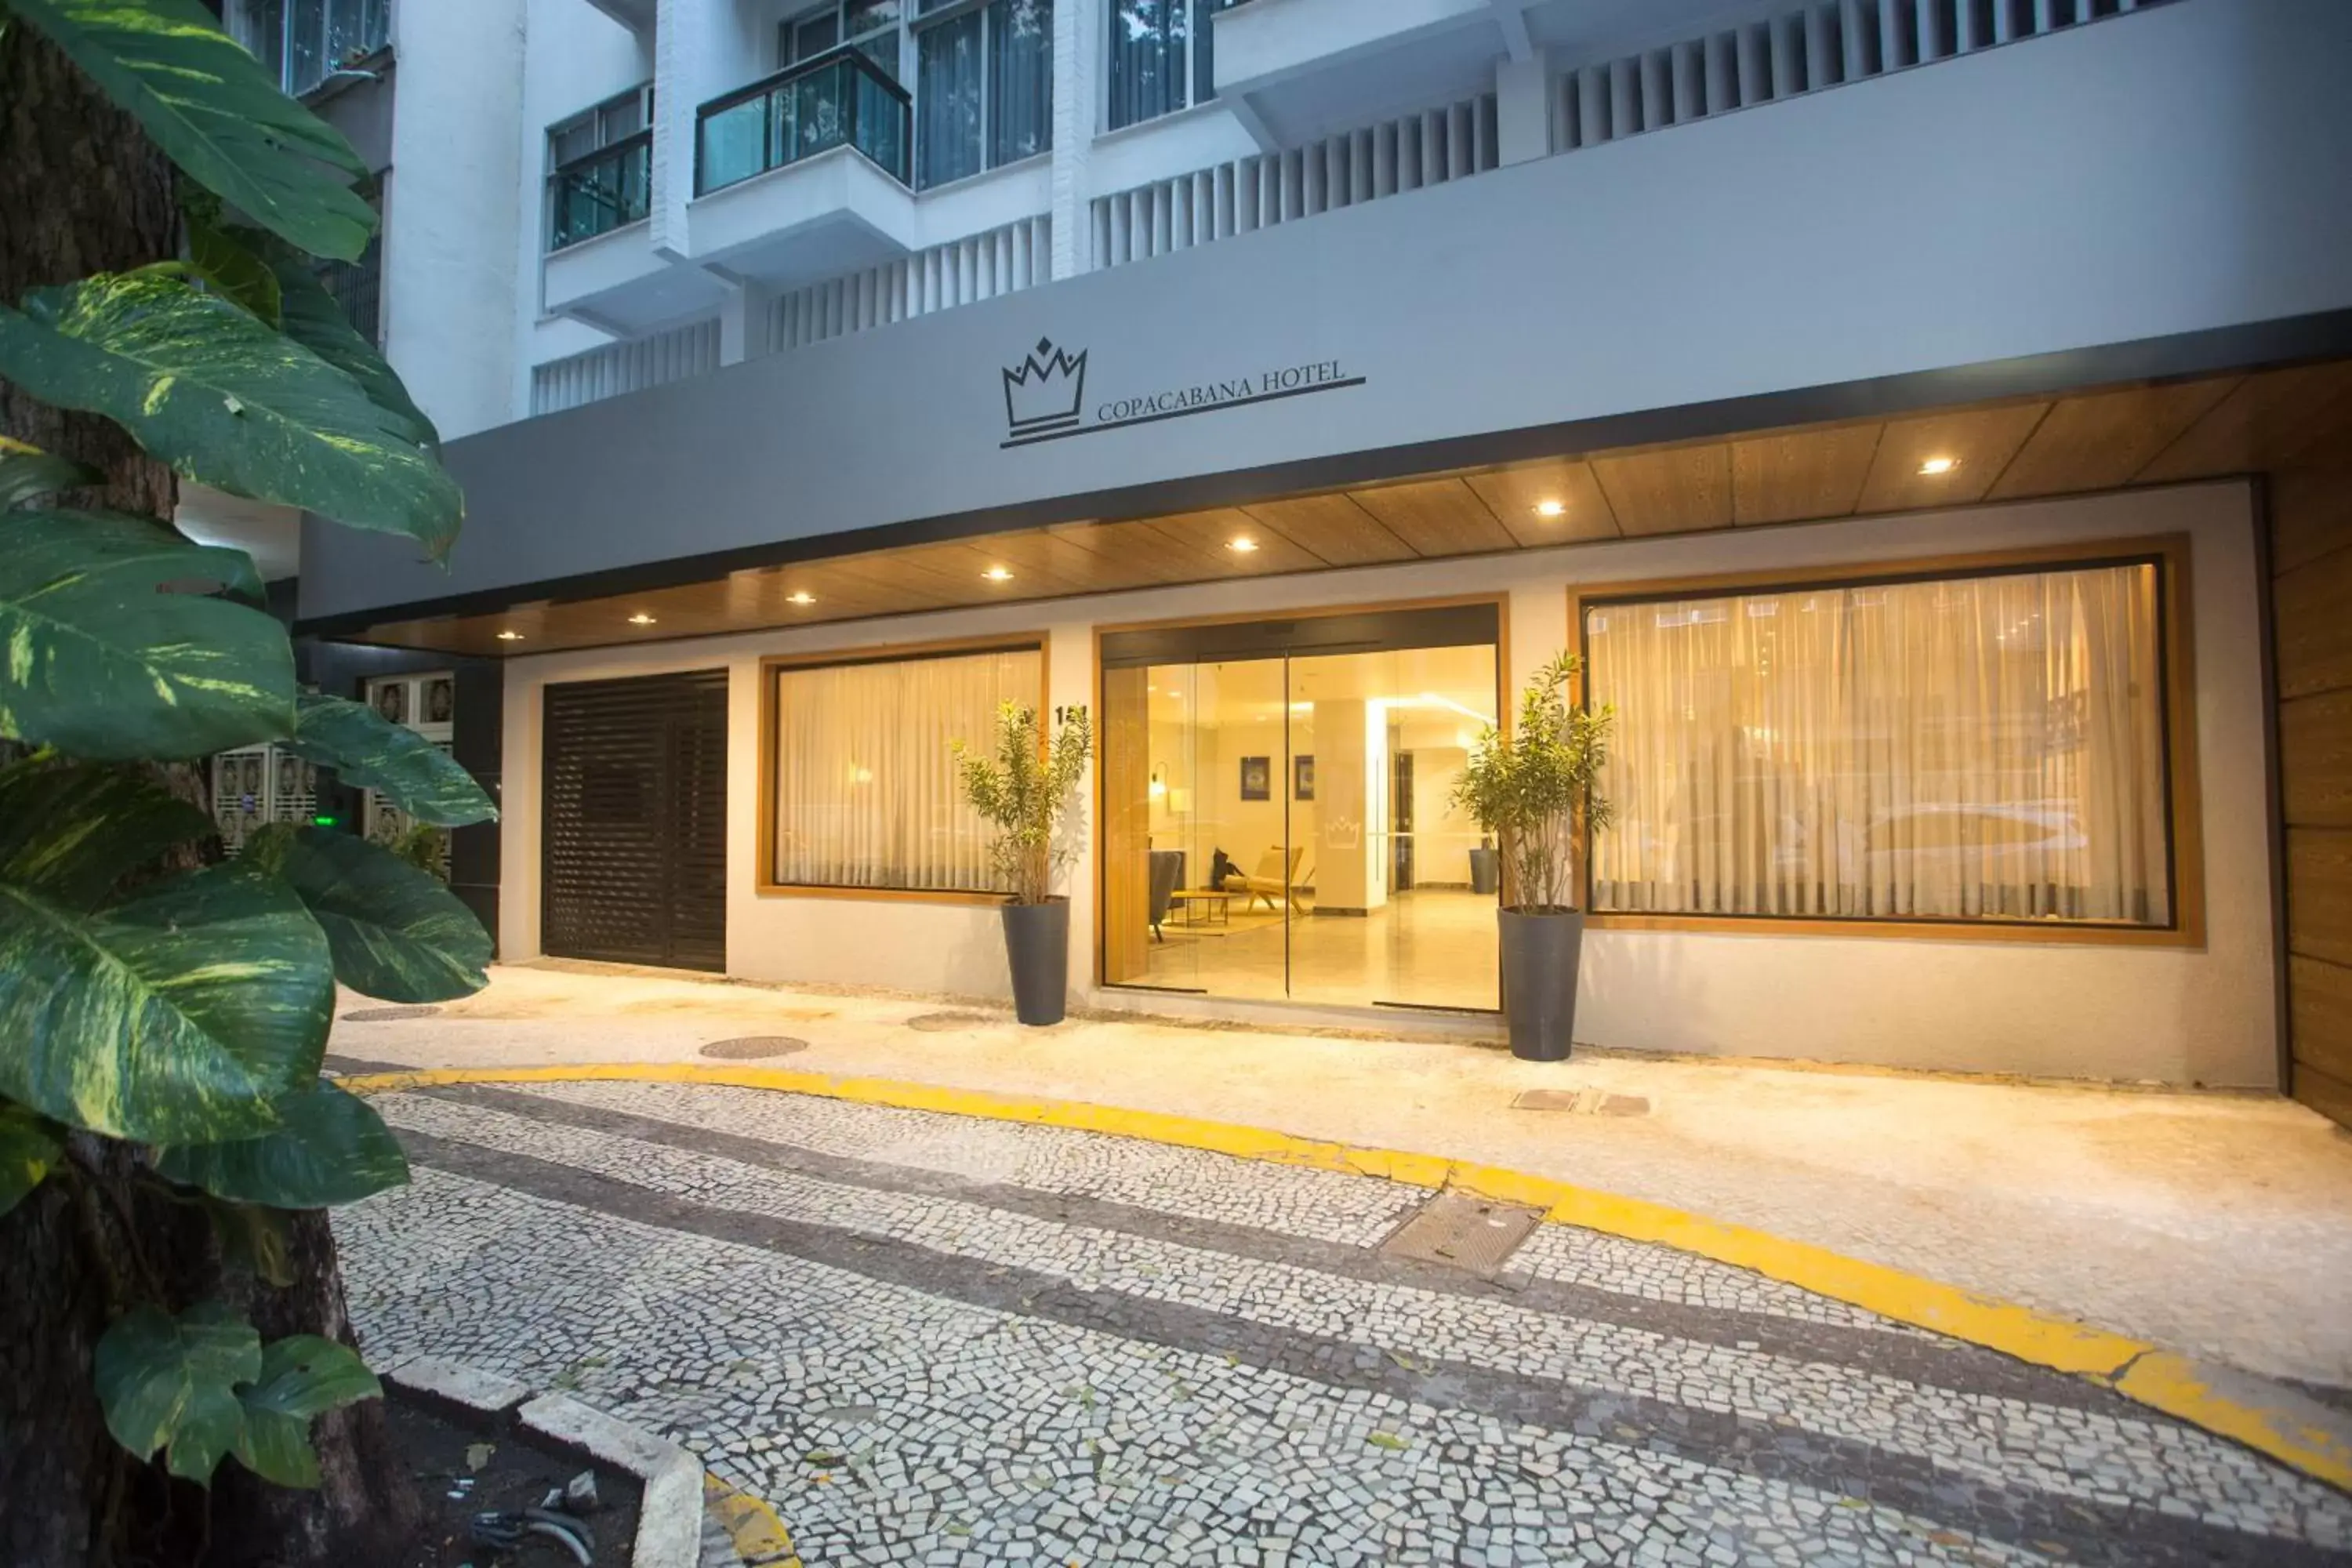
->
[247, 0, 2352, 1123]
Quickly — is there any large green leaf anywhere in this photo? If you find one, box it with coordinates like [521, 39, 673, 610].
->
[0, 508, 292, 759]
[94, 1301, 261, 1485]
[185, 216, 281, 327]
[10, 0, 375, 261]
[0, 274, 461, 555]
[234, 1334, 380, 1488]
[0, 864, 332, 1143]
[0, 437, 99, 508]
[157, 1078, 408, 1207]
[290, 695, 495, 826]
[0, 758, 216, 909]
[243, 825, 489, 1000]
[0, 1101, 64, 1218]
[260, 243, 437, 451]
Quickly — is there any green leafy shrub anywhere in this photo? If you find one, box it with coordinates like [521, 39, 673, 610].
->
[1451, 652, 1616, 913]
[951, 703, 1093, 905]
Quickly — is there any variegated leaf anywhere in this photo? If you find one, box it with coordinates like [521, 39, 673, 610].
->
[260, 241, 438, 451]
[0, 508, 278, 748]
[0, 864, 333, 1143]
[185, 214, 281, 326]
[289, 695, 495, 826]
[0, 1100, 64, 1218]
[0, 757, 216, 909]
[0, 274, 461, 555]
[243, 826, 488, 1000]
[234, 1334, 380, 1488]
[158, 1078, 409, 1208]
[0, 437, 99, 508]
[0, 508, 292, 760]
[93, 1301, 260, 1485]
[9, 0, 375, 261]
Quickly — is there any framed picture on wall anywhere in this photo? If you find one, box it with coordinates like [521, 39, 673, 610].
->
[1294, 755, 1316, 801]
[1240, 756, 1271, 802]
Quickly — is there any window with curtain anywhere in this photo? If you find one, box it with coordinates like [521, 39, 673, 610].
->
[916, 0, 1053, 189]
[770, 645, 1044, 891]
[1583, 560, 2173, 927]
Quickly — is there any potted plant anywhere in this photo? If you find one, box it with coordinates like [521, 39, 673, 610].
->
[1453, 652, 1615, 1061]
[953, 701, 1094, 1025]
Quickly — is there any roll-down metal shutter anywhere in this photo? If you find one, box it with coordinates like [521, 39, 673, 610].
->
[542, 669, 728, 971]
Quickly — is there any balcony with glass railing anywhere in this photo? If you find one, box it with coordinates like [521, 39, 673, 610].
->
[549, 132, 652, 251]
[695, 46, 913, 197]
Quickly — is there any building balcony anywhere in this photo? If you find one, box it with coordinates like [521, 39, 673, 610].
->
[1210, 0, 1513, 146]
[687, 47, 920, 289]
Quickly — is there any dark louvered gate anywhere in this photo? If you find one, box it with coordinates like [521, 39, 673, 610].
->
[541, 669, 728, 971]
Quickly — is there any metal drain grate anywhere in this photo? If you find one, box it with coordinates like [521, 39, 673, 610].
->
[1511, 1087, 1650, 1116]
[905, 1011, 1000, 1033]
[1380, 1191, 1543, 1278]
[339, 1005, 442, 1023]
[699, 1036, 810, 1060]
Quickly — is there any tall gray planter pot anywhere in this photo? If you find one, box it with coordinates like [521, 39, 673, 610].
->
[1001, 897, 1071, 1027]
[1497, 908, 1584, 1062]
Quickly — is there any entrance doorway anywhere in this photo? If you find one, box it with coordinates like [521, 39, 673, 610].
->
[1102, 604, 1501, 1011]
[542, 669, 728, 971]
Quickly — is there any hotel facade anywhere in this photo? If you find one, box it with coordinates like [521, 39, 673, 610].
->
[229, 0, 2352, 1123]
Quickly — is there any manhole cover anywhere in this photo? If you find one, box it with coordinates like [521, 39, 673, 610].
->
[1511, 1087, 1650, 1116]
[340, 1006, 441, 1023]
[905, 1011, 999, 1033]
[699, 1036, 810, 1060]
[1380, 1192, 1543, 1278]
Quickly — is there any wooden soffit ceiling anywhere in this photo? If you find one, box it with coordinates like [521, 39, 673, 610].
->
[357, 358, 2352, 657]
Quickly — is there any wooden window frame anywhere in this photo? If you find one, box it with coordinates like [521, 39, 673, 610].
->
[1088, 592, 1512, 989]
[757, 632, 1052, 904]
[1567, 535, 2205, 948]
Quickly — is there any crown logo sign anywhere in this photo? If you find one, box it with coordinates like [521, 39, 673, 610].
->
[1003, 337, 1087, 437]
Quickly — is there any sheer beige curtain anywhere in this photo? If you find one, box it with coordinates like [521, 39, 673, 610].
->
[1585, 563, 2169, 924]
[771, 647, 1042, 890]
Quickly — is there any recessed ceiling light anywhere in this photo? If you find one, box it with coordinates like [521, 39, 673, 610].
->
[982, 566, 1014, 583]
[1918, 456, 1960, 476]
[627, 612, 657, 625]
[1228, 535, 1260, 554]
[1533, 499, 1566, 517]
[786, 590, 815, 606]
[495, 630, 524, 642]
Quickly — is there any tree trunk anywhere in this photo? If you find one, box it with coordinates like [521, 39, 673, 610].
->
[0, 24, 423, 1566]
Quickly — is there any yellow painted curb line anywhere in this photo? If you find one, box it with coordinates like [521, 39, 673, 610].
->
[706, 1474, 799, 1566]
[345, 1061, 2352, 1495]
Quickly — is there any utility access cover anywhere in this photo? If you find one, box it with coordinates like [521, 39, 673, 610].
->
[340, 1006, 442, 1023]
[1381, 1192, 1544, 1279]
[906, 1011, 1001, 1033]
[700, 1036, 810, 1060]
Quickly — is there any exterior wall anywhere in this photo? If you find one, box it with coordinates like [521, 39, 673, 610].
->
[383, 0, 531, 440]
[496, 481, 2276, 1087]
[304, 0, 2352, 624]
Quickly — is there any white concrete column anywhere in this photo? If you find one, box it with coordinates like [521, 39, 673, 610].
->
[1494, 53, 1551, 165]
[1050, 0, 1098, 278]
[717, 278, 774, 365]
[383, 0, 526, 441]
[653, 0, 757, 262]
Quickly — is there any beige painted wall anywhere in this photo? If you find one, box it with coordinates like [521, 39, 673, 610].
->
[497, 481, 2277, 1085]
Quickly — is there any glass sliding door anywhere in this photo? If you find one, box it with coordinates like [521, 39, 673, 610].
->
[1101, 605, 1500, 1011]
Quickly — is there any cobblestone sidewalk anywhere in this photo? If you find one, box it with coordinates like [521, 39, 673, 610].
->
[334, 1077, 2352, 1566]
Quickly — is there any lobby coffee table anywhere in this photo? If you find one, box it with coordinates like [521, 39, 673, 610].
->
[1167, 888, 1233, 927]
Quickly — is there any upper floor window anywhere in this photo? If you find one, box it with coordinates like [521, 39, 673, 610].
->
[236, 0, 390, 100]
[782, 0, 906, 79]
[1106, 0, 1242, 131]
[913, 0, 1052, 189]
[548, 85, 655, 250]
